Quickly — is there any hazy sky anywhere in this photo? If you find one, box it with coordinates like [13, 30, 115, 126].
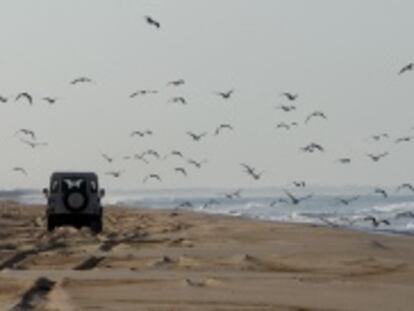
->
[0, 0, 414, 190]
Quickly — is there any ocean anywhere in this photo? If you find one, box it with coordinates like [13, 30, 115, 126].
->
[2, 187, 414, 236]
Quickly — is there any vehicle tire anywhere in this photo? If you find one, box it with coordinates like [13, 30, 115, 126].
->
[90, 217, 102, 234]
[47, 216, 55, 232]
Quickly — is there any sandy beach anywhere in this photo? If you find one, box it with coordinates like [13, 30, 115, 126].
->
[0, 201, 413, 311]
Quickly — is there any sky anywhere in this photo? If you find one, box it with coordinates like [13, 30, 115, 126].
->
[0, 0, 413, 190]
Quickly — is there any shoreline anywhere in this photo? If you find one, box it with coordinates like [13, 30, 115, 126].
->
[1, 201, 414, 310]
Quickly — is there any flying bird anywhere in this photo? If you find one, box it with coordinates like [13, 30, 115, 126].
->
[12, 167, 27, 176]
[367, 152, 389, 162]
[275, 105, 296, 112]
[336, 196, 359, 205]
[374, 188, 388, 198]
[130, 130, 153, 137]
[163, 150, 184, 160]
[395, 136, 413, 144]
[223, 189, 242, 199]
[275, 122, 292, 130]
[144, 15, 161, 29]
[133, 153, 149, 164]
[240, 163, 263, 180]
[187, 158, 207, 168]
[396, 183, 414, 193]
[293, 181, 306, 188]
[176, 201, 193, 209]
[337, 158, 351, 164]
[130, 90, 158, 97]
[283, 189, 313, 205]
[214, 124, 233, 136]
[143, 174, 162, 183]
[363, 216, 390, 227]
[187, 131, 207, 141]
[216, 89, 234, 99]
[202, 199, 220, 209]
[70, 77, 92, 85]
[15, 129, 36, 140]
[168, 97, 187, 105]
[15, 92, 33, 105]
[269, 198, 289, 207]
[281, 92, 298, 101]
[19, 139, 47, 149]
[167, 79, 185, 87]
[305, 111, 327, 124]
[101, 153, 114, 163]
[42, 97, 59, 104]
[174, 167, 187, 176]
[398, 63, 413, 75]
[144, 149, 160, 159]
[105, 170, 124, 178]
[370, 133, 388, 141]
[301, 143, 324, 153]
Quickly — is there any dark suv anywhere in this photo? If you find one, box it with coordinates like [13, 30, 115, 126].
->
[43, 172, 105, 233]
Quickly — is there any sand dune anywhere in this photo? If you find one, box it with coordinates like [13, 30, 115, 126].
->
[1, 201, 414, 310]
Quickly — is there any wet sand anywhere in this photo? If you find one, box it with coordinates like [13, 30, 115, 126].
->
[0, 200, 414, 310]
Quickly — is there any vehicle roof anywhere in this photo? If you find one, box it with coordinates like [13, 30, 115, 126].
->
[50, 172, 98, 179]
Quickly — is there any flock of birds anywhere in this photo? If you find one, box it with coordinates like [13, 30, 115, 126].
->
[4, 15, 414, 230]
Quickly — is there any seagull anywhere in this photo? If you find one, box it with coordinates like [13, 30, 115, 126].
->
[301, 143, 324, 153]
[187, 131, 207, 141]
[216, 89, 234, 99]
[130, 130, 153, 137]
[374, 188, 388, 198]
[275, 105, 296, 112]
[187, 158, 207, 168]
[370, 133, 388, 141]
[305, 111, 327, 124]
[174, 167, 187, 176]
[269, 198, 289, 207]
[19, 139, 47, 149]
[133, 153, 149, 164]
[176, 201, 193, 208]
[168, 97, 187, 105]
[281, 92, 298, 101]
[15, 92, 33, 105]
[101, 153, 114, 163]
[293, 181, 306, 188]
[144, 15, 161, 29]
[367, 152, 388, 162]
[12, 167, 27, 176]
[167, 79, 185, 87]
[336, 196, 360, 205]
[70, 77, 92, 84]
[240, 163, 263, 180]
[15, 129, 36, 140]
[214, 124, 233, 136]
[144, 149, 160, 159]
[275, 122, 291, 130]
[129, 90, 158, 98]
[105, 170, 124, 178]
[337, 158, 351, 164]
[283, 189, 313, 205]
[395, 136, 413, 144]
[396, 183, 414, 193]
[398, 63, 413, 75]
[42, 97, 59, 104]
[143, 174, 162, 183]
[223, 189, 242, 199]
[395, 211, 414, 219]
[363, 216, 390, 227]
[163, 150, 184, 160]
[202, 199, 220, 209]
